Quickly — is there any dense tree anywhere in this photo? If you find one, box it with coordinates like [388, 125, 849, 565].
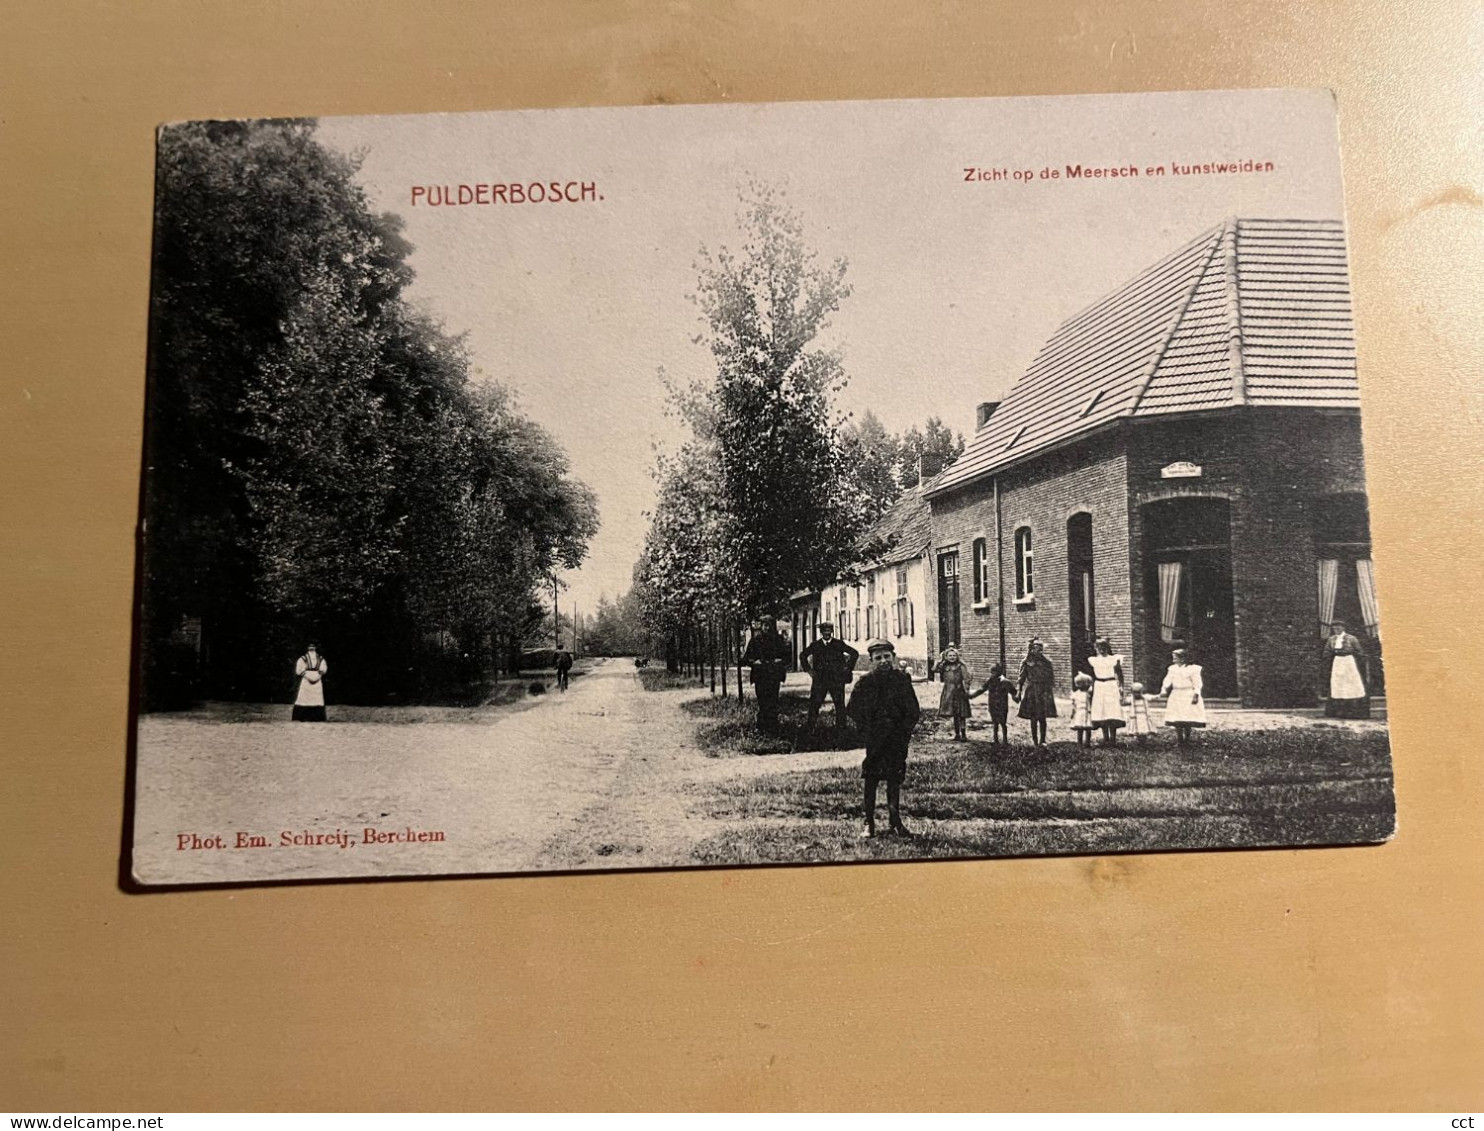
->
[897, 416, 965, 487]
[839, 410, 902, 517]
[582, 592, 648, 656]
[680, 184, 868, 617]
[141, 119, 596, 706]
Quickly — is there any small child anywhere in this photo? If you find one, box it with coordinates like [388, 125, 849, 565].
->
[1070, 672, 1094, 747]
[969, 662, 1019, 746]
[1127, 681, 1154, 744]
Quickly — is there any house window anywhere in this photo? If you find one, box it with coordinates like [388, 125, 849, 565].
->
[893, 565, 912, 637]
[1014, 527, 1034, 600]
[972, 537, 988, 603]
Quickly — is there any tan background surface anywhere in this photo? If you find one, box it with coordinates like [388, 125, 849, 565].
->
[2, 1, 1480, 1111]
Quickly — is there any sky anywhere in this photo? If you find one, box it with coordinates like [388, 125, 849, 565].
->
[317, 89, 1345, 614]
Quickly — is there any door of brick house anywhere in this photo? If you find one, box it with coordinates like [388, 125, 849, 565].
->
[937, 551, 961, 655]
[1067, 512, 1096, 677]
[1142, 497, 1238, 698]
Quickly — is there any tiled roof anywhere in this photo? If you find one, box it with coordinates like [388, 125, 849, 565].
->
[860, 484, 933, 568]
[928, 218, 1358, 495]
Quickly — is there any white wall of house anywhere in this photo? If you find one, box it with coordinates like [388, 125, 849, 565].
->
[825, 555, 931, 675]
[800, 553, 934, 679]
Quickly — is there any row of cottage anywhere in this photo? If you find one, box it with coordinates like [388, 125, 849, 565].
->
[787, 217, 1383, 708]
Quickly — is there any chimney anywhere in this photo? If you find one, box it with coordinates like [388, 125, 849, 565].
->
[917, 452, 943, 487]
[976, 401, 1001, 430]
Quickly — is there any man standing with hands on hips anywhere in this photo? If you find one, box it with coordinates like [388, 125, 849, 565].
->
[848, 639, 921, 838]
[800, 620, 859, 731]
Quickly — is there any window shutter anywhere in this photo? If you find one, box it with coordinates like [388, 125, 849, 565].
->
[909, 602, 915, 637]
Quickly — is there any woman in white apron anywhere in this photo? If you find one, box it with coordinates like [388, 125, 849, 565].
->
[1323, 620, 1369, 719]
[1087, 637, 1127, 746]
[1159, 647, 1205, 746]
[292, 644, 328, 722]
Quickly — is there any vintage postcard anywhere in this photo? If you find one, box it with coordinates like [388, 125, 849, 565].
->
[130, 89, 1394, 885]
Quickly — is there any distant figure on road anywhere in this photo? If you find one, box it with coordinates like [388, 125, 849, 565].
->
[292, 643, 328, 722]
[1323, 620, 1370, 718]
[801, 620, 858, 731]
[555, 643, 574, 691]
[848, 639, 921, 838]
[741, 617, 790, 733]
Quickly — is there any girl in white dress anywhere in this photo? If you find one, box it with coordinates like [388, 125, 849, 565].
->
[1069, 673, 1094, 746]
[1087, 637, 1127, 746]
[1127, 682, 1154, 743]
[1159, 648, 1205, 745]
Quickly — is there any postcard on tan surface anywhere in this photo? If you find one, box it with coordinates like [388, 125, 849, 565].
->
[130, 89, 1393, 886]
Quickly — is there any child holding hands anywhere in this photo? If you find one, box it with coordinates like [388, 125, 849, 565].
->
[969, 662, 1019, 746]
[1070, 672, 1095, 747]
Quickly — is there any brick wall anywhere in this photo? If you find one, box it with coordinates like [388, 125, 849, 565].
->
[929, 432, 1132, 692]
[930, 408, 1371, 707]
[1127, 409, 1370, 706]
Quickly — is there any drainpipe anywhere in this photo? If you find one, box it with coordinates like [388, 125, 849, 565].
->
[994, 475, 1005, 668]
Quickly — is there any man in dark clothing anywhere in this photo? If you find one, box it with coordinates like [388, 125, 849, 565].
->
[741, 618, 790, 733]
[554, 643, 574, 691]
[847, 638, 922, 838]
[800, 621, 859, 730]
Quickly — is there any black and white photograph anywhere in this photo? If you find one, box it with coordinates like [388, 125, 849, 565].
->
[131, 89, 1395, 885]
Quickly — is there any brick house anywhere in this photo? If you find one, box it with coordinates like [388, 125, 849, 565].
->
[924, 218, 1380, 707]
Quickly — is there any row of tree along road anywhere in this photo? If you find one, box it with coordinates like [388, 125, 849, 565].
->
[629, 184, 962, 691]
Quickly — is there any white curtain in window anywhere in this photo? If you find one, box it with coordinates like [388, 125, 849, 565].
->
[1316, 558, 1339, 638]
[1356, 558, 1380, 639]
[1158, 561, 1183, 643]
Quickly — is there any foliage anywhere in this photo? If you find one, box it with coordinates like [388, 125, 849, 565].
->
[582, 591, 649, 656]
[636, 182, 877, 657]
[142, 119, 596, 706]
[838, 410, 901, 518]
[840, 410, 966, 505]
[896, 416, 965, 488]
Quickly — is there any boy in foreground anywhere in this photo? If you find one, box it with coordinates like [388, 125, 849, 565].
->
[847, 639, 922, 838]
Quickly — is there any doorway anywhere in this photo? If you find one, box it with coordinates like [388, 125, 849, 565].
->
[1142, 497, 1237, 698]
[1067, 513, 1096, 676]
[937, 551, 961, 654]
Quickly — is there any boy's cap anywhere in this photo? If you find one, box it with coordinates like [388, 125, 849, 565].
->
[866, 639, 896, 655]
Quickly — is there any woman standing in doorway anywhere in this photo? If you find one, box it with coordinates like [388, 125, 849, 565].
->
[1087, 636, 1128, 746]
[1016, 638, 1058, 746]
[292, 643, 329, 722]
[1323, 620, 1370, 719]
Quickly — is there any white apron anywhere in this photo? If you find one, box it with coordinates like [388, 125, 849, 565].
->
[1088, 654, 1127, 725]
[1160, 663, 1206, 727]
[295, 653, 328, 707]
[1328, 654, 1366, 699]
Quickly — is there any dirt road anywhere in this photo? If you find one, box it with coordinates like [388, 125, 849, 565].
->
[132, 658, 849, 884]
